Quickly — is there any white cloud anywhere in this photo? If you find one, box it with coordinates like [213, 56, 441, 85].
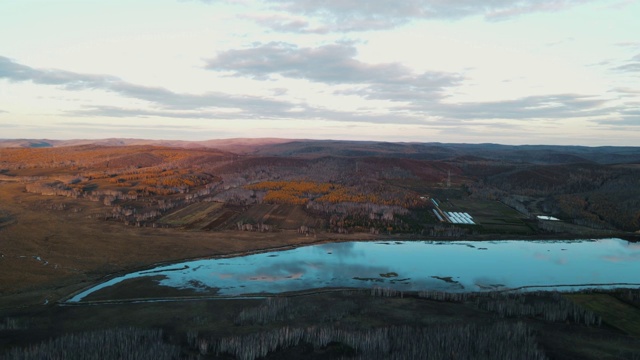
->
[256, 0, 603, 31]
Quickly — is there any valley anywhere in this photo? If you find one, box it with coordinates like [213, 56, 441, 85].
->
[1, 138, 640, 359]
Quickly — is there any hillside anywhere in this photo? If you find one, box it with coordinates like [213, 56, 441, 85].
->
[1, 139, 638, 235]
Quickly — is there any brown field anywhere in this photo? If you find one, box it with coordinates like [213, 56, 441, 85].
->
[235, 203, 321, 230]
[156, 201, 224, 229]
[0, 181, 378, 310]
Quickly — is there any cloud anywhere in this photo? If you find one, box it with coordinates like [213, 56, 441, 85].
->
[606, 0, 637, 9]
[609, 87, 640, 97]
[483, 1, 594, 20]
[206, 42, 461, 102]
[613, 53, 640, 72]
[68, 106, 228, 119]
[71, 104, 430, 125]
[3, 55, 392, 126]
[615, 41, 640, 48]
[620, 106, 640, 116]
[0, 54, 625, 129]
[68, 105, 304, 121]
[0, 55, 132, 93]
[54, 121, 211, 135]
[430, 94, 611, 120]
[254, 0, 599, 32]
[0, 55, 294, 114]
[240, 14, 329, 34]
[205, 42, 613, 121]
[604, 119, 640, 127]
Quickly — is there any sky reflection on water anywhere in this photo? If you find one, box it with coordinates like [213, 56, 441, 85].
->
[68, 238, 640, 302]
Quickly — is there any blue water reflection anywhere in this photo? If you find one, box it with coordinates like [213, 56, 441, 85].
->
[68, 238, 640, 302]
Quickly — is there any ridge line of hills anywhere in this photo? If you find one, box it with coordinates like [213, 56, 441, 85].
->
[1, 138, 639, 165]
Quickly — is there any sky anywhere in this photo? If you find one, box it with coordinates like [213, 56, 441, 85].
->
[1, 0, 639, 146]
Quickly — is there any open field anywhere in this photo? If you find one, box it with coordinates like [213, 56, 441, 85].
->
[234, 203, 321, 230]
[440, 198, 535, 235]
[566, 293, 640, 337]
[156, 201, 224, 229]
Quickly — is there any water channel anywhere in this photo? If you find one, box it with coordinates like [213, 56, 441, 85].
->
[68, 238, 640, 302]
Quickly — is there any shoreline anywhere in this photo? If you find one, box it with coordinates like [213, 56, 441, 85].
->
[58, 231, 638, 305]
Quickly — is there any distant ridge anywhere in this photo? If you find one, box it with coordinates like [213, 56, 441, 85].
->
[1, 138, 639, 164]
[0, 138, 296, 153]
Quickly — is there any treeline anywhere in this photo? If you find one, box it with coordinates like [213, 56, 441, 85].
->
[235, 297, 290, 325]
[424, 224, 469, 237]
[480, 164, 616, 196]
[235, 221, 275, 232]
[246, 180, 421, 208]
[191, 322, 546, 360]
[474, 292, 601, 326]
[0, 145, 225, 170]
[308, 201, 409, 221]
[25, 177, 225, 228]
[4, 327, 180, 360]
[246, 180, 380, 206]
[240, 180, 424, 233]
[416, 290, 601, 326]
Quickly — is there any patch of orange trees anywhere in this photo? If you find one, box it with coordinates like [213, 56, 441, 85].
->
[246, 180, 390, 205]
[247, 181, 334, 205]
[246, 181, 335, 194]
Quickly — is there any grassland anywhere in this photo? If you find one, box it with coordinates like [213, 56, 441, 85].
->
[441, 198, 535, 235]
[566, 293, 640, 337]
[235, 203, 321, 230]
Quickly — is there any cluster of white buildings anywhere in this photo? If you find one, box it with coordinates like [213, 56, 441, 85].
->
[536, 215, 560, 221]
[445, 212, 475, 225]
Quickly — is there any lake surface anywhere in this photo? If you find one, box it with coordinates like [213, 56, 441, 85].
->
[68, 238, 640, 302]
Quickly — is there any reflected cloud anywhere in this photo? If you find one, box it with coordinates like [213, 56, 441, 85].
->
[533, 252, 551, 260]
[622, 242, 640, 250]
[533, 252, 568, 265]
[247, 272, 304, 282]
[554, 258, 568, 265]
[602, 253, 640, 263]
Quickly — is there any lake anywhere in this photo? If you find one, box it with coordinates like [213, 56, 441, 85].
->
[67, 238, 640, 302]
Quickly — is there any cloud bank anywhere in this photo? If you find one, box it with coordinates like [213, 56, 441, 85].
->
[245, 0, 602, 32]
[0, 53, 623, 129]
